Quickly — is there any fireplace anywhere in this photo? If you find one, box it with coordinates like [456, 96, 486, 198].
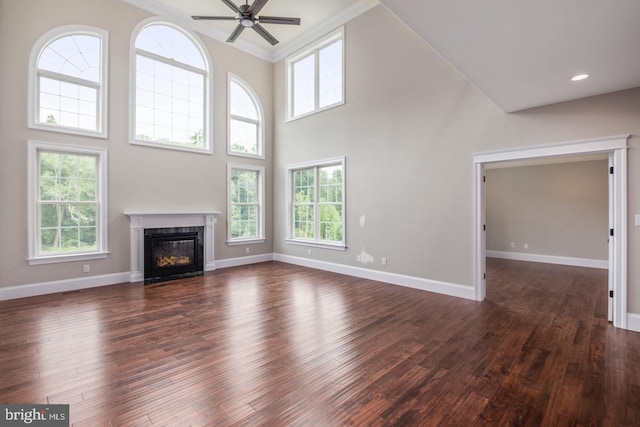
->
[124, 211, 219, 283]
[144, 227, 204, 283]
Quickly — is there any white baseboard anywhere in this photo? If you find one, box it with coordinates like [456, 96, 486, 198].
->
[0, 272, 130, 301]
[1, 253, 473, 302]
[215, 253, 275, 269]
[626, 313, 640, 333]
[273, 253, 475, 300]
[487, 250, 608, 269]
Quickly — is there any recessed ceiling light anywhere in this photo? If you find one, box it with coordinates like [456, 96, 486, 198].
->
[571, 74, 589, 82]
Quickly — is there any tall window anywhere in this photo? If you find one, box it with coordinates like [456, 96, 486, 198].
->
[28, 141, 108, 265]
[228, 75, 264, 158]
[227, 164, 265, 244]
[132, 20, 211, 153]
[29, 26, 108, 138]
[287, 158, 345, 248]
[286, 27, 344, 121]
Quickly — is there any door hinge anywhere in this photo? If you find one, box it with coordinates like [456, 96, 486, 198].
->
[610, 290, 614, 298]
[610, 228, 614, 237]
[483, 175, 486, 182]
[483, 273, 486, 280]
[483, 224, 486, 231]
[610, 166, 614, 174]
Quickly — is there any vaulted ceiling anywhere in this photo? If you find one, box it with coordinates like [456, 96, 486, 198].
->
[124, 0, 640, 112]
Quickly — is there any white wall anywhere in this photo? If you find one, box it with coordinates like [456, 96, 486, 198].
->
[486, 160, 608, 262]
[273, 6, 640, 310]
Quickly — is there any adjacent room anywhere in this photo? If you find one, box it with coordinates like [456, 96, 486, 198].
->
[1, 0, 639, 424]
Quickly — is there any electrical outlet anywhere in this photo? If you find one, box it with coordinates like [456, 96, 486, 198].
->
[82, 264, 90, 273]
[382, 257, 387, 266]
[245, 247, 250, 254]
[308, 249, 312, 256]
[524, 243, 529, 249]
[357, 255, 361, 262]
[510, 242, 515, 248]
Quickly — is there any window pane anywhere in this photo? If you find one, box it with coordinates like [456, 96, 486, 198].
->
[40, 204, 58, 228]
[231, 205, 258, 239]
[38, 151, 99, 255]
[39, 202, 98, 254]
[77, 204, 97, 226]
[230, 119, 258, 155]
[294, 169, 315, 203]
[292, 54, 315, 117]
[39, 78, 97, 130]
[34, 30, 104, 134]
[79, 227, 97, 249]
[290, 162, 344, 245]
[320, 204, 343, 242]
[319, 165, 342, 203]
[32, 142, 104, 260]
[38, 34, 101, 82]
[135, 54, 205, 148]
[136, 24, 205, 70]
[229, 81, 258, 120]
[41, 228, 58, 253]
[61, 227, 79, 251]
[318, 39, 343, 108]
[231, 169, 258, 204]
[229, 168, 261, 240]
[294, 205, 315, 239]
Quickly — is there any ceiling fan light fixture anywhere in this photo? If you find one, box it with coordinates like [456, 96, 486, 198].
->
[240, 17, 254, 27]
[571, 73, 589, 82]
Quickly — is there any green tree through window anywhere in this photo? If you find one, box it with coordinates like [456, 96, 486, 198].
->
[228, 166, 263, 241]
[291, 161, 344, 244]
[39, 151, 98, 253]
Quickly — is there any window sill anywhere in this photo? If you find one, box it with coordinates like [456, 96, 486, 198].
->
[227, 150, 265, 160]
[27, 251, 109, 266]
[227, 238, 266, 246]
[285, 239, 346, 251]
[285, 100, 345, 123]
[28, 122, 107, 139]
[131, 139, 213, 155]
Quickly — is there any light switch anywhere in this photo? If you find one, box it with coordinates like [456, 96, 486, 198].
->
[636, 214, 640, 227]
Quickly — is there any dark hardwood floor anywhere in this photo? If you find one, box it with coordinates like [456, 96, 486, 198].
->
[1, 259, 639, 426]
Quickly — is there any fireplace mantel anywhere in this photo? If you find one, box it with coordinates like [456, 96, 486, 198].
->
[124, 211, 220, 282]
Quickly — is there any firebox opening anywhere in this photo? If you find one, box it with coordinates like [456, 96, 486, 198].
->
[144, 227, 204, 284]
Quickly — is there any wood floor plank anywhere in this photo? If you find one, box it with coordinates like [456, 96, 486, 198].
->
[1, 259, 640, 425]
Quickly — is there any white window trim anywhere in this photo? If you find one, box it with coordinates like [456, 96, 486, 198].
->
[227, 73, 265, 159]
[285, 157, 346, 250]
[27, 140, 109, 265]
[129, 18, 213, 155]
[28, 25, 109, 139]
[285, 27, 345, 122]
[227, 163, 266, 245]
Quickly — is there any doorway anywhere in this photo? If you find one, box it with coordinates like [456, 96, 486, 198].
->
[473, 135, 628, 328]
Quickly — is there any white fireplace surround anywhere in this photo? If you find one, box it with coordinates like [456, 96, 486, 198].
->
[124, 211, 220, 282]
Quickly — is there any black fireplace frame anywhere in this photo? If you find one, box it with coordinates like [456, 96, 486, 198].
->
[144, 226, 204, 284]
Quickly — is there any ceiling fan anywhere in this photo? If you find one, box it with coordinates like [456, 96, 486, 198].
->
[192, 0, 301, 46]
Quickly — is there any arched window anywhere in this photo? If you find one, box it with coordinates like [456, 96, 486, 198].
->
[132, 20, 211, 153]
[228, 74, 264, 158]
[29, 26, 108, 137]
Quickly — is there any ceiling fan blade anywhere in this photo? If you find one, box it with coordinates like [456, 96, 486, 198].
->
[227, 24, 245, 43]
[247, 0, 269, 15]
[192, 16, 237, 21]
[258, 16, 301, 25]
[252, 23, 278, 45]
[221, 0, 242, 14]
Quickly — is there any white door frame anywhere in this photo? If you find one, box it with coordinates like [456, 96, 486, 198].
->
[473, 135, 629, 329]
